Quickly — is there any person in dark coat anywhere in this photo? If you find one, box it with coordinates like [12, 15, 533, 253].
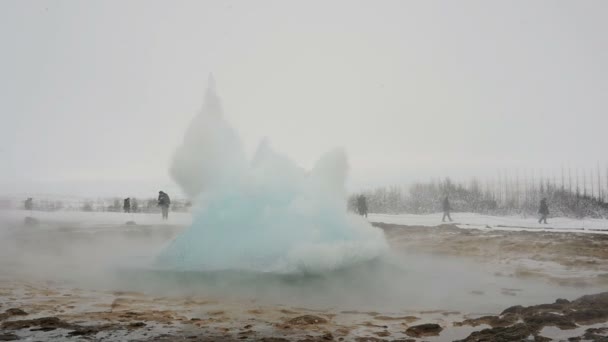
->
[24, 198, 33, 211]
[442, 196, 453, 222]
[357, 195, 368, 218]
[538, 198, 549, 224]
[158, 191, 171, 220]
[123, 198, 131, 213]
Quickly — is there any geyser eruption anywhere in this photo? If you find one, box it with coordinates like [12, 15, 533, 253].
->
[159, 77, 388, 273]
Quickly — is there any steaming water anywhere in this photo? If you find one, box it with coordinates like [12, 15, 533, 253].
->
[0, 218, 603, 314]
[123, 250, 602, 313]
[158, 77, 388, 272]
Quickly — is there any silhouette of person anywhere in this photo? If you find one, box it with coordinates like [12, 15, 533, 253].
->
[538, 198, 549, 224]
[357, 195, 368, 218]
[158, 191, 171, 220]
[123, 198, 131, 213]
[442, 196, 453, 222]
[24, 198, 33, 211]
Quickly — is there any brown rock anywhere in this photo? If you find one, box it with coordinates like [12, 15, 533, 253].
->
[287, 315, 328, 325]
[4, 309, 27, 316]
[456, 323, 534, 342]
[0, 334, 19, 341]
[354, 338, 384, 342]
[2, 317, 70, 331]
[128, 322, 146, 328]
[524, 313, 577, 330]
[405, 323, 443, 337]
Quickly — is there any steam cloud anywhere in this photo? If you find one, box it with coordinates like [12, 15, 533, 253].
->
[159, 77, 388, 273]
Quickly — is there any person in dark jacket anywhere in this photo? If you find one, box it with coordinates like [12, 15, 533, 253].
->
[357, 195, 368, 218]
[442, 196, 453, 222]
[24, 198, 33, 211]
[158, 191, 171, 220]
[123, 198, 131, 213]
[538, 198, 549, 224]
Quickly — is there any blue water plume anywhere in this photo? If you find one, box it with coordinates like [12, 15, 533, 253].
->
[158, 77, 388, 273]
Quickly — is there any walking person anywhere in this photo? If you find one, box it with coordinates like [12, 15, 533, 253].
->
[24, 198, 33, 211]
[538, 198, 549, 224]
[123, 198, 131, 213]
[442, 196, 453, 222]
[158, 191, 171, 220]
[357, 195, 368, 218]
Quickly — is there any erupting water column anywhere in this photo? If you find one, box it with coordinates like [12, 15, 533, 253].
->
[158, 77, 388, 273]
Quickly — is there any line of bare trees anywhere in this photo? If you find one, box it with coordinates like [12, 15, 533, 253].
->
[349, 165, 608, 219]
[14, 197, 192, 213]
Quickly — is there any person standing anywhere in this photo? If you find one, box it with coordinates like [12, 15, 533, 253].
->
[158, 191, 171, 220]
[538, 198, 549, 224]
[123, 198, 131, 213]
[24, 198, 33, 211]
[357, 195, 368, 218]
[442, 196, 453, 222]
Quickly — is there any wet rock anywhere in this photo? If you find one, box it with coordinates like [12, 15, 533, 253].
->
[238, 330, 254, 336]
[374, 331, 390, 337]
[129, 322, 146, 328]
[405, 323, 442, 337]
[2, 316, 113, 337]
[456, 323, 534, 342]
[500, 305, 525, 315]
[2, 316, 71, 331]
[569, 308, 608, 324]
[0, 308, 28, 321]
[321, 332, 334, 340]
[67, 326, 107, 336]
[579, 327, 608, 341]
[533, 303, 567, 311]
[454, 314, 518, 328]
[524, 312, 578, 330]
[4, 309, 27, 316]
[572, 292, 608, 307]
[286, 315, 328, 325]
[460, 292, 608, 341]
[0, 334, 19, 341]
[354, 338, 384, 342]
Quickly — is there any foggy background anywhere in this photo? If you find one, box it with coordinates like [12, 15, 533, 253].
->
[1, 0, 607, 197]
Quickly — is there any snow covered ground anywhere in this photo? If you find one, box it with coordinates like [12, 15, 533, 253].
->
[2, 209, 608, 234]
[0, 209, 192, 229]
[369, 212, 608, 233]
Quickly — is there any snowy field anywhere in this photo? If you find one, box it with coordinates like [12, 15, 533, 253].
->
[2, 209, 607, 234]
[369, 212, 608, 233]
[0, 209, 192, 229]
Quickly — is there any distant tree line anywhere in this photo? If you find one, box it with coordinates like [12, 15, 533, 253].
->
[349, 171, 608, 219]
[83, 197, 192, 213]
[14, 197, 192, 213]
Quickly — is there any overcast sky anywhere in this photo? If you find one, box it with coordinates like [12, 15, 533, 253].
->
[1, 0, 607, 196]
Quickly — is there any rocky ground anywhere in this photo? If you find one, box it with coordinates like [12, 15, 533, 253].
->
[1, 222, 607, 341]
[377, 223, 608, 288]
